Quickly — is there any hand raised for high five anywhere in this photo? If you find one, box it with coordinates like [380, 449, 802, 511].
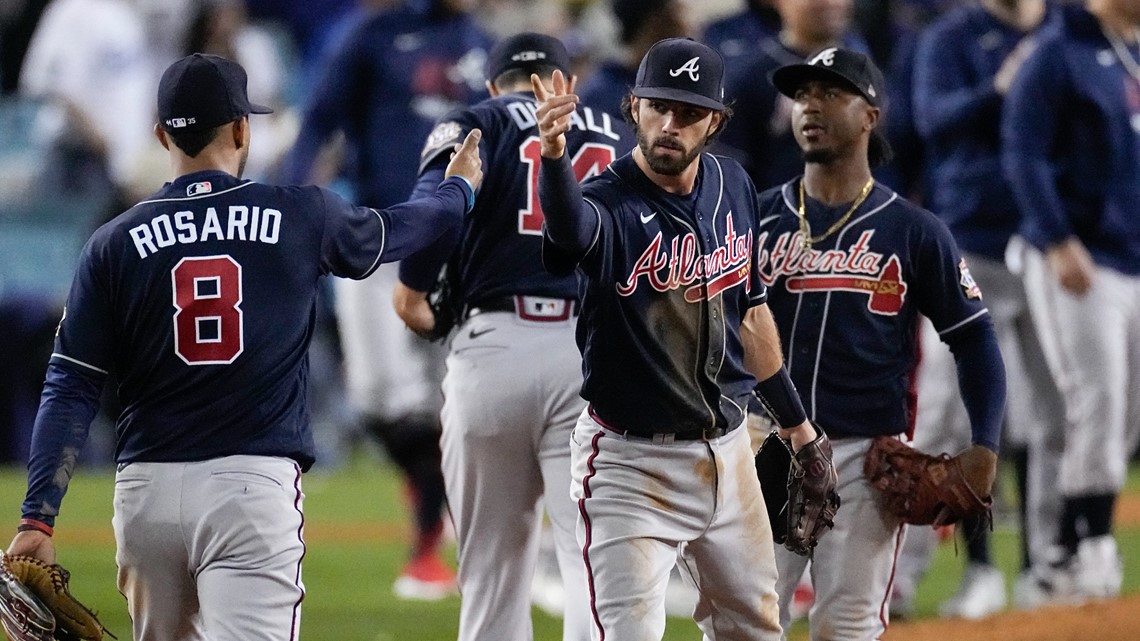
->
[444, 128, 484, 190]
[530, 69, 579, 160]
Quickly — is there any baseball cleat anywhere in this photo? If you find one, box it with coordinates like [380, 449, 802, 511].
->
[937, 562, 1006, 619]
[393, 553, 458, 601]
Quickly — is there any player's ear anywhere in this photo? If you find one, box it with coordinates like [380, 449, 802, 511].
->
[864, 105, 880, 132]
[486, 79, 500, 97]
[232, 117, 248, 149]
[153, 124, 170, 151]
[708, 110, 724, 137]
[628, 96, 639, 125]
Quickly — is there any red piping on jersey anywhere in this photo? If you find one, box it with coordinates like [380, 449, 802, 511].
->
[289, 463, 306, 641]
[878, 524, 906, 635]
[580, 430, 606, 641]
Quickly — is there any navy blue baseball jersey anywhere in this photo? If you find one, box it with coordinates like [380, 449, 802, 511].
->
[282, 4, 491, 207]
[21, 170, 470, 525]
[1002, 4, 1140, 276]
[547, 153, 768, 435]
[400, 92, 632, 301]
[755, 180, 991, 439]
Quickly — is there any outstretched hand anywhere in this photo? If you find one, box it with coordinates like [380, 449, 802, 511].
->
[444, 128, 484, 190]
[530, 69, 579, 160]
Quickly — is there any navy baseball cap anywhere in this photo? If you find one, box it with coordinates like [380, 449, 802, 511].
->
[633, 38, 725, 111]
[771, 47, 885, 107]
[486, 33, 571, 82]
[157, 53, 272, 133]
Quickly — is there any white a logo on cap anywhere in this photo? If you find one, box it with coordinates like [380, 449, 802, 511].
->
[809, 48, 838, 66]
[669, 56, 701, 82]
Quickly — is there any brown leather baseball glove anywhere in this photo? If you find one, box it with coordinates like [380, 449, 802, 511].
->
[0, 555, 112, 641]
[863, 436, 993, 526]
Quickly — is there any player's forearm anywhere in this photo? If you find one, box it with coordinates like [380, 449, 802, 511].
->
[380, 177, 472, 263]
[21, 362, 106, 528]
[945, 318, 1006, 452]
[539, 155, 598, 253]
[399, 168, 461, 291]
[742, 307, 811, 444]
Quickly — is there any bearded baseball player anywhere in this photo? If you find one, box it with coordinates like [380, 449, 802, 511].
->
[532, 38, 834, 640]
[391, 33, 632, 641]
[756, 48, 1007, 640]
[4, 53, 482, 641]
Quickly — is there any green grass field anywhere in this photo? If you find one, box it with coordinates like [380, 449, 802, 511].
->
[2, 455, 1137, 641]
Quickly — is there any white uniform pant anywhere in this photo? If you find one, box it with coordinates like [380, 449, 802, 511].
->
[572, 413, 782, 641]
[1020, 243, 1140, 495]
[775, 437, 903, 641]
[441, 310, 590, 641]
[113, 456, 305, 641]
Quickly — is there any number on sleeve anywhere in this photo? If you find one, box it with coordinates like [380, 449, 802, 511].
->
[171, 255, 244, 365]
[518, 137, 616, 235]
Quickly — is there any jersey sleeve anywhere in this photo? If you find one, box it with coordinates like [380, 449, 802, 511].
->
[52, 239, 115, 375]
[317, 187, 387, 279]
[912, 20, 1003, 144]
[910, 211, 989, 337]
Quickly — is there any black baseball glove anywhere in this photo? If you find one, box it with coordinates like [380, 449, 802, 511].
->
[755, 424, 841, 556]
[422, 269, 458, 343]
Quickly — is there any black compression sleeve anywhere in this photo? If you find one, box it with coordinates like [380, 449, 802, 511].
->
[944, 317, 1006, 452]
[539, 154, 598, 254]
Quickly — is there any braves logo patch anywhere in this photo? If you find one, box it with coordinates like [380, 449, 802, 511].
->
[959, 258, 982, 299]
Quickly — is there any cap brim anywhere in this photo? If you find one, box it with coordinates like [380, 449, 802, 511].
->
[770, 65, 870, 104]
[248, 102, 274, 115]
[632, 87, 724, 111]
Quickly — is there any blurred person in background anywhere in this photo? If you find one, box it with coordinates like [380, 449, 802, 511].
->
[183, 0, 296, 181]
[18, 0, 151, 207]
[703, 0, 782, 74]
[718, 0, 867, 192]
[281, 0, 492, 600]
[890, 0, 1062, 620]
[576, 0, 692, 122]
[1002, 0, 1140, 608]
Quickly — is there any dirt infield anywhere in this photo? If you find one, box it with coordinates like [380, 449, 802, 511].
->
[882, 595, 1140, 641]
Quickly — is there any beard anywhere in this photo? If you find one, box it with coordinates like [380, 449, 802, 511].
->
[637, 128, 703, 176]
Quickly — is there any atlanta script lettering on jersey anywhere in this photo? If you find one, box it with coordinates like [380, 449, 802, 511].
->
[617, 215, 752, 303]
[129, 205, 284, 259]
[757, 228, 908, 314]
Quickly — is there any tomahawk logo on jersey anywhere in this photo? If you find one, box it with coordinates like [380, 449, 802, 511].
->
[411, 93, 631, 302]
[755, 180, 989, 436]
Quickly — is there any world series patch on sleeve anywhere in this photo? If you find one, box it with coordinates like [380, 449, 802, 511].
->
[0, 554, 112, 641]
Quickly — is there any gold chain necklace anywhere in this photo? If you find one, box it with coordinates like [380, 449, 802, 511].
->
[797, 178, 875, 250]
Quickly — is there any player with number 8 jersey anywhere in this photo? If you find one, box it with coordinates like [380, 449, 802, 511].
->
[7, 53, 482, 641]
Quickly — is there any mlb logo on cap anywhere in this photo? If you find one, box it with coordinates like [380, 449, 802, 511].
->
[633, 38, 726, 111]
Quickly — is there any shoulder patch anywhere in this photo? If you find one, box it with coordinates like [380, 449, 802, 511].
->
[959, 258, 982, 299]
[420, 121, 464, 162]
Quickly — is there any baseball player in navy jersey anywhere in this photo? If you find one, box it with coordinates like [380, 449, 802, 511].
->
[4, 53, 482, 641]
[389, 33, 632, 641]
[532, 38, 829, 641]
[1002, 0, 1140, 606]
[754, 49, 1006, 640]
